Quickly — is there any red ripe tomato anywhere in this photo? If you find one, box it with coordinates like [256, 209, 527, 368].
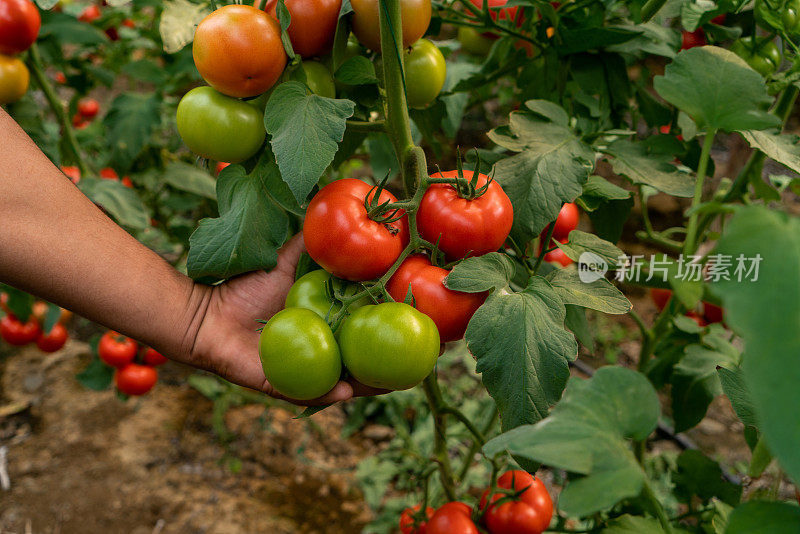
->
[427, 502, 478, 534]
[143, 347, 168, 366]
[99, 167, 118, 180]
[115, 363, 157, 396]
[681, 29, 706, 50]
[304, 179, 409, 281]
[703, 302, 724, 324]
[61, 165, 81, 184]
[216, 161, 230, 175]
[262, 0, 340, 58]
[0, 0, 41, 55]
[548, 202, 579, 241]
[121, 176, 133, 188]
[417, 170, 513, 261]
[72, 113, 89, 129]
[400, 504, 435, 534]
[468, 0, 522, 26]
[121, 18, 134, 28]
[710, 14, 725, 24]
[54, 71, 66, 84]
[480, 471, 553, 534]
[650, 288, 672, 312]
[193, 5, 287, 98]
[544, 242, 572, 267]
[98, 331, 138, 368]
[35, 323, 68, 353]
[387, 254, 486, 342]
[0, 315, 41, 346]
[78, 4, 101, 23]
[78, 98, 99, 118]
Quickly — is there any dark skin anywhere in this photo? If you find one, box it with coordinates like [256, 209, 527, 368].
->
[0, 108, 383, 405]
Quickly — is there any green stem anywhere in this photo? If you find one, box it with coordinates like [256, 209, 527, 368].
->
[379, 0, 418, 194]
[346, 119, 387, 133]
[441, 405, 486, 445]
[533, 221, 556, 273]
[640, 0, 667, 22]
[642, 480, 674, 534]
[422, 373, 458, 501]
[457, 405, 498, 482]
[27, 44, 89, 176]
[683, 130, 716, 256]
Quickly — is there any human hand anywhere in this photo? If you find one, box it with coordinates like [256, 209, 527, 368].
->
[182, 233, 386, 405]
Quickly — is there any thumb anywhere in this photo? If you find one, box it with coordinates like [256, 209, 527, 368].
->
[275, 232, 306, 277]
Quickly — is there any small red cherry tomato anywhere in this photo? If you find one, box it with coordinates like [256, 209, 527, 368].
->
[115, 363, 157, 396]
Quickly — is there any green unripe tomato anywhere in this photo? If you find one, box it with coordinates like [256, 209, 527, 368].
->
[176, 86, 266, 163]
[290, 61, 336, 98]
[258, 308, 342, 400]
[404, 39, 446, 109]
[338, 302, 440, 391]
[784, 4, 800, 32]
[458, 27, 494, 56]
[285, 269, 371, 319]
[730, 36, 781, 77]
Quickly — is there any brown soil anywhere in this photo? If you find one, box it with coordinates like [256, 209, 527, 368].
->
[0, 342, 372, 534]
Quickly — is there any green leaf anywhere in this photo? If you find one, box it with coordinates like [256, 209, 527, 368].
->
[557, 27, 643, 55]
[187, 158, 290, 283]
[444, 253, 516, 293]
[674, 450, 742, 506]
[159, 0, 210, 54]
[726, 501, 800, 534]
[163, 162, 218, 200]
[556, 230, 624, 266]
[490, 100, 594, 244]
[187, 375, 226, 399]
[77, 178, 149, 230]
[601, 515, 671, 534]
[76, 357, 114, 391]
[103, 93, 162, 172]
[565, 305, 593, 349]
[712, 206, 800, 483]
[42, 304, 61, 334]
[580, 175, 632, 210]
[740, 130, 800, 175]
[466, 277, 577, 431]
[40, 13, 108, 45]
[602, 139, 695, 197]
[653, 47, 781, 133]
[265, 82, 355, 204]
[483, 367, 660, 517]
[718, 366, 758, 428]
[121, 60, 170, 85]
[335, 56, 379, 85]
[588, 197, 634, 244]
[545, 269, 632, 314]
[671, 344, 740, 432]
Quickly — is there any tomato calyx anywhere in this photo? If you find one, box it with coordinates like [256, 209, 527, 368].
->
[428, 154, 493, 201]
[364, 176, 409, 227]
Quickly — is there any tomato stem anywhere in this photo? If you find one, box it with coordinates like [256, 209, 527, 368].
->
[532, 220, 557, 273]
[683, 129, 716, 256]
[345, 119, 387, 133]
[641, 479, 674, 533]
[26, 44, 90, 177]
[640, 0, 667, 22]
[422, 373, 458, 500]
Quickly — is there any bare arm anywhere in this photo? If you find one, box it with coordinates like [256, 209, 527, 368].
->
[0, 109, 371, 404]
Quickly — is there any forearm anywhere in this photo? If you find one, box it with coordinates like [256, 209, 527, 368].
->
[0, 109, 208, 358]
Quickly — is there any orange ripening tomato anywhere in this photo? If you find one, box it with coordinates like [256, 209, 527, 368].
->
[262, 0, 341, 58]
[350, 0, 431, 52]
[193, 5, 287, 98]
[387, 254, 487, 342]
[0, 53, 29, 105]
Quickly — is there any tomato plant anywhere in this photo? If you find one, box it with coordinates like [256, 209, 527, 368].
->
[338, 303, 439, 390]
[115, 364, 157, 396]
[259, 308, 342, 400]
[304, 179, 409, 281]
[0, 0, 40, 55]
[98, 331, 137, 368]
[193, 5, 287, 98]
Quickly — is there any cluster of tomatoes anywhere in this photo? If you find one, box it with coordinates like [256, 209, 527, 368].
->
[259, 170, 516, 400]
[0, 296, 71, 353]
[71, 97, 100, 129]
[60, 164, 134, 187]
[177, 0, 446, 164]
[97, 330, 167, 396]
[650, 288, 725, 327]
[400, 470, 553, 534]
[0, 0, 39, 105]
